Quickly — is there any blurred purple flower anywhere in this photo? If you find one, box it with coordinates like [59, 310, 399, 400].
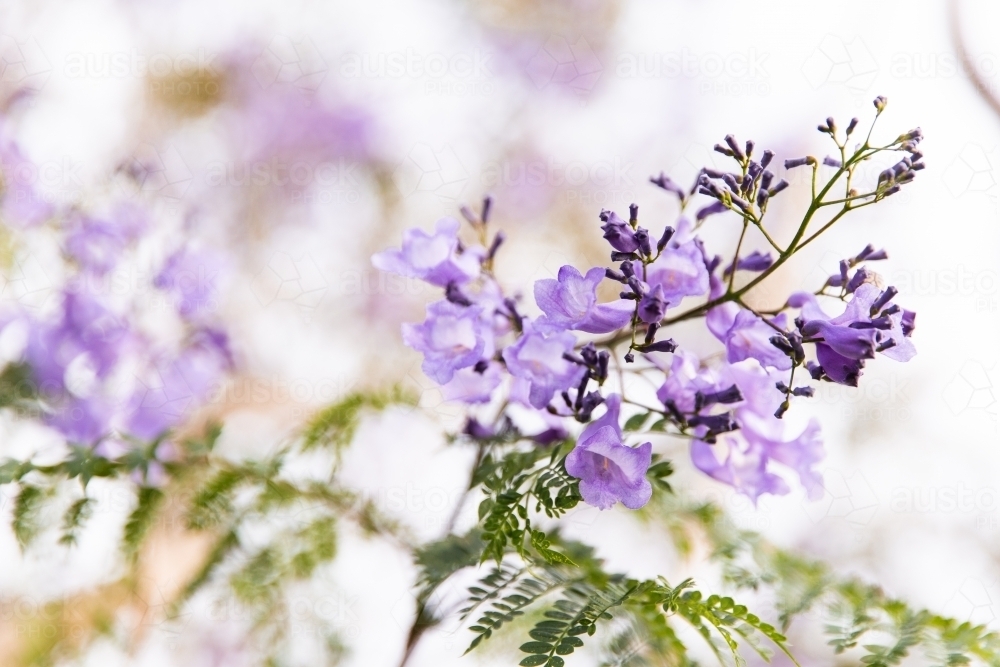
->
[154, 247, 223, 320]
[372, 218, 483, 287]
[0, 124, 53, 228]
[534, 265, 633, 334]
[441, 361, 503, 404]
[565, 394, 652, 510]
[64, 205, 148, 276]
[125, 329, 233, 440]
[403, 301, 493, 384]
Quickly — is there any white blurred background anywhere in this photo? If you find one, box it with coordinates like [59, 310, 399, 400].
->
[0, 0, 997, 664]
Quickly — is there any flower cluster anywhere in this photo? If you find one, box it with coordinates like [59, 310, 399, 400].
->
[375, 96, 921, 507]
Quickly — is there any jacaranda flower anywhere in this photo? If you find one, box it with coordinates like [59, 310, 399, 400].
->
[534, 265, 633, 334]
[403, 300, 493, 384]
[503, 325, 584, 409]
[565, 394, 652, 510]
[372, 217, 483, 287]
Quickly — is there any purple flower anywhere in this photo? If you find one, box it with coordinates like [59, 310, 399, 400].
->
[372, 218, 483, 287]
[25, 291, 130, 392]
[0, 125, 53, 228]
[534, 266, 633, 334]
[503, 326, 584, 409]
[403, 301, 493, 384]
[64, 206, 147, 276]
[656, 349, 727, 413]
[440, 361, 503, 404]
[125, 329, 233, 440]
[154, 247, 224, 320]
[639, 240, 709, 305]
[706, 277, 791, 371]
[599, 210, 638, 253]
[638, 285, 667, 325]
[690, 361, 825, 502]
[790, 281, 915, 385]
[565, 394, 652, 510]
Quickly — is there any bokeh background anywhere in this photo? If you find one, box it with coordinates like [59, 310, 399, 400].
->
[0, 0, 996, 664]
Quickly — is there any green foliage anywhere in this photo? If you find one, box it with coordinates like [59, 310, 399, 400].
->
[301, 385, 413, 452]
[122, 486, 164, 559]
[12, 484, 45, 548]
[59, 496, 93, 546]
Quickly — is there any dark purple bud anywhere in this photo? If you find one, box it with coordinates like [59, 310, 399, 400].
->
[695, 201, 727, 222]
[745, 140, 755, 158]
[644, 322, 660, 344]
[900, 128, 922, 142]
[737, 250, 773, 272]
[703, 168, 726, 179]
[909, 150, 924, 161]
[849, 317, 892, 330]
[910, 162, 925, 172]
[784, 157, 812, 169]
[634, 227, 652, 257]
[823, 156, 842, 168]
[846, 267, 876, 293]
[611, 251, 638, 262]
[874, 95, 888, 112]
[459, 205, 477, 224]
[756, 189, 769, 208]
[883, 185, 901, 197]
[792, 386, 814, 397]
[760, 170, 774, 191]
[620, 291, 640, 300]
[875, 339, 897, 353]
[722, 173, 740, 192]
[724, 134, 745, 161]
[689, 412, 738, 434]
[775, 381, 790, 393]
[768, 179, 789, 196]
[605, 268, 626, 283]
[481, 195, 493, 223]
[806, 361, 824, 380]
[846, 118, 859, 135]
[774, 401, 790, 419]
[626, 276, 645, 296]
[714, 143, 734, 157]
[562, 351, 588, 366]
[638, 284, 668, 324]
[464, 418, 494, 440]
[620, 260, 635, 278]
[728, 194, 750, 211]
[880, 304, 901, 317]
[650, 172, 686, 199]
[640, 339, 677, 353]
[769, 335, 794, 356]
[656, 225, 676, 252]
[596, 351, 609, 382]
[580, 342, 598, 366]
[531, 426, 568, 446]
[503, 297, 523, 330]
[701, 384, 743, 406]
[901, 310, 916, 336]
[601, 211, 640, 253]
[839, 259, 850, 286]
[760, 150, 774, 168]
[445, 282, 473, 306]
[629, 203, 638, 225]
[869, 286, 898, 315]
[487, 231, 506, 261]
[624, 352, 635, 363]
